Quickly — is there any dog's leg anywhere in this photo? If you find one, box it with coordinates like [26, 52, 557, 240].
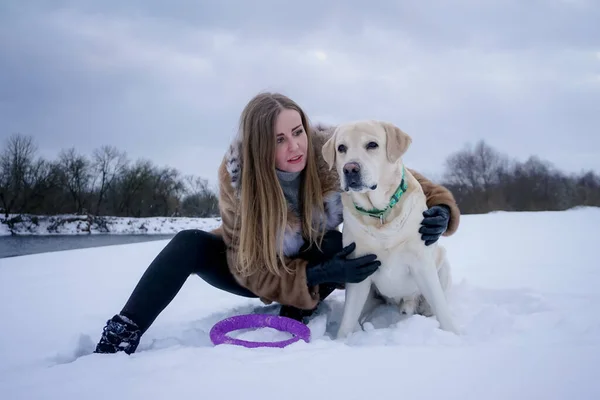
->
[358, 286, 383, 326]
[416, 246, 452, 317]
[435, 245, 452, 292]
[409, 253, 459, 334]
[336, 281, 372, 339]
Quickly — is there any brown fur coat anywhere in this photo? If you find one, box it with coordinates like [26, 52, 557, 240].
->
[210, 125, 460, 310]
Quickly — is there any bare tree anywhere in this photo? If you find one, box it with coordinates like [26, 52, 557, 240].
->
[21, 158, 61, 214]
[508, 156, 577, 211]
[180, 174, 219, 217]
[443, 140, 509, 190]
[152, 166, 185, 216]
[57, 148, 92, 214]
[442, 140, 510, 212]
[0, 134, 38, 217]
[577, 170, 600, 206]
[33, 161, 66, 214]
[113, 159, 155, 217]
[183, 175, 211, 196]
[91, 145, 128, 215]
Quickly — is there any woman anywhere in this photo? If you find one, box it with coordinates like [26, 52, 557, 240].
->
[94, 92, 460, 354]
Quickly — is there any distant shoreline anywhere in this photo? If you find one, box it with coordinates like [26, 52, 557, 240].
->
[3, 206, 596, 236]
[0, 214, 222, 236]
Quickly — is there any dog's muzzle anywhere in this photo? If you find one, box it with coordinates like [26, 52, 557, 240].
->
[343, 162, 362, 190]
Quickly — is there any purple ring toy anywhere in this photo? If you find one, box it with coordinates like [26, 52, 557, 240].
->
[209, 314, 311, 348]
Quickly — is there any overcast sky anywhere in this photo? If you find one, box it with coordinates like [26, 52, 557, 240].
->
[1, 1, 599, 188]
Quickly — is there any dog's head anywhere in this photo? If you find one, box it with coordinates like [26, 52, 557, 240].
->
[322, 120, 412, 193]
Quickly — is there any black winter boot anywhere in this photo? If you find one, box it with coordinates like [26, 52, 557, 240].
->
[279, 283, 337, 323]
[279, 305, 316, 323]
[94, 314, 142, 355]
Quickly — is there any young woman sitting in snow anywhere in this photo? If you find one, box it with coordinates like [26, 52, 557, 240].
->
[94, 92, 461, 354]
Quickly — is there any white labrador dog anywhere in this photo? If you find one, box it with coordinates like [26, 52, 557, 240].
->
[322, 120, 459, 339]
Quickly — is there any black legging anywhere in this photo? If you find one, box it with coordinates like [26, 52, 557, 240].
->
[120, 229, 341, 333]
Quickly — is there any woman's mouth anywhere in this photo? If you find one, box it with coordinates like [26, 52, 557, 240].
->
[288, 155, 303, 164]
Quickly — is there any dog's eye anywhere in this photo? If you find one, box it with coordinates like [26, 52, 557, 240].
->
[366, 142, 378, 150]
[337, 144, 347, 153]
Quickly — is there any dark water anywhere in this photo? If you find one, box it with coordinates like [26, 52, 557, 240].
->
[0, 234, 176, 259]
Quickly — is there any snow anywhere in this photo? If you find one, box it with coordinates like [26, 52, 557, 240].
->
[1, 207, 599, 399]
[0, 214, 221, 236]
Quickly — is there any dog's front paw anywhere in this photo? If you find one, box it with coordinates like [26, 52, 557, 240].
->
[336, 328, 351, 340]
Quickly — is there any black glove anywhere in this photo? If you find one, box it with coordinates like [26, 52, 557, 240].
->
[419, 204, 450, 246]
[305, 242, 380, 286]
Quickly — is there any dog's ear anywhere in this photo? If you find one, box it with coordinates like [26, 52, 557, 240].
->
[381, 121, 412, 163]
[321, 134, 337, 170]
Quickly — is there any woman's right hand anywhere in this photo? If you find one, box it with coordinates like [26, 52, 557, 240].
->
[305, 242, 381, 286]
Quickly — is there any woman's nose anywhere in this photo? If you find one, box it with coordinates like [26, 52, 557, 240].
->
[288, 138, 299, 151]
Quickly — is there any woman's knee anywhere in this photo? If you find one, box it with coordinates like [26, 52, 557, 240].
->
[166, 229, 222, 262]
[173, 229, 201, 241]
[172, 229, 219, 247]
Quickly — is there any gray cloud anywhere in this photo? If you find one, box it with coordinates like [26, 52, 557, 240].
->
[1, 0, 599, 187]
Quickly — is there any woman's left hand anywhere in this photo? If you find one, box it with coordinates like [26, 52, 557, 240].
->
[419, 205, 450, 246]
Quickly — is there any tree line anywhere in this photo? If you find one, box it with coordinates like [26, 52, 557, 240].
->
[0, 133, 219, 219]
[441, 140, 600, 213]
[1, 133, 599, 219]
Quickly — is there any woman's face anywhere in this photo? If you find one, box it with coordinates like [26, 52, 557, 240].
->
[274, 108, 308, 173]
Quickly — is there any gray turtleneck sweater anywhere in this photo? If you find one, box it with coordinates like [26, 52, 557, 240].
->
[276, 169, 302, 214]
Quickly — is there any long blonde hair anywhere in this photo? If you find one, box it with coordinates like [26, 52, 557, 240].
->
[235, 92, 325, 277]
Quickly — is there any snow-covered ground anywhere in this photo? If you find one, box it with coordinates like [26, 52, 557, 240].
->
[1, 208, 599, 399]
[0, 214, 220, 236]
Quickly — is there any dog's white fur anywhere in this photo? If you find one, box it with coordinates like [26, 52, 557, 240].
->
[322, 120, 459, 338]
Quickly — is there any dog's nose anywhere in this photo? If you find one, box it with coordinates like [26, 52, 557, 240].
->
[343, 162, 361, 188]
[343, 162, 360, 175]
